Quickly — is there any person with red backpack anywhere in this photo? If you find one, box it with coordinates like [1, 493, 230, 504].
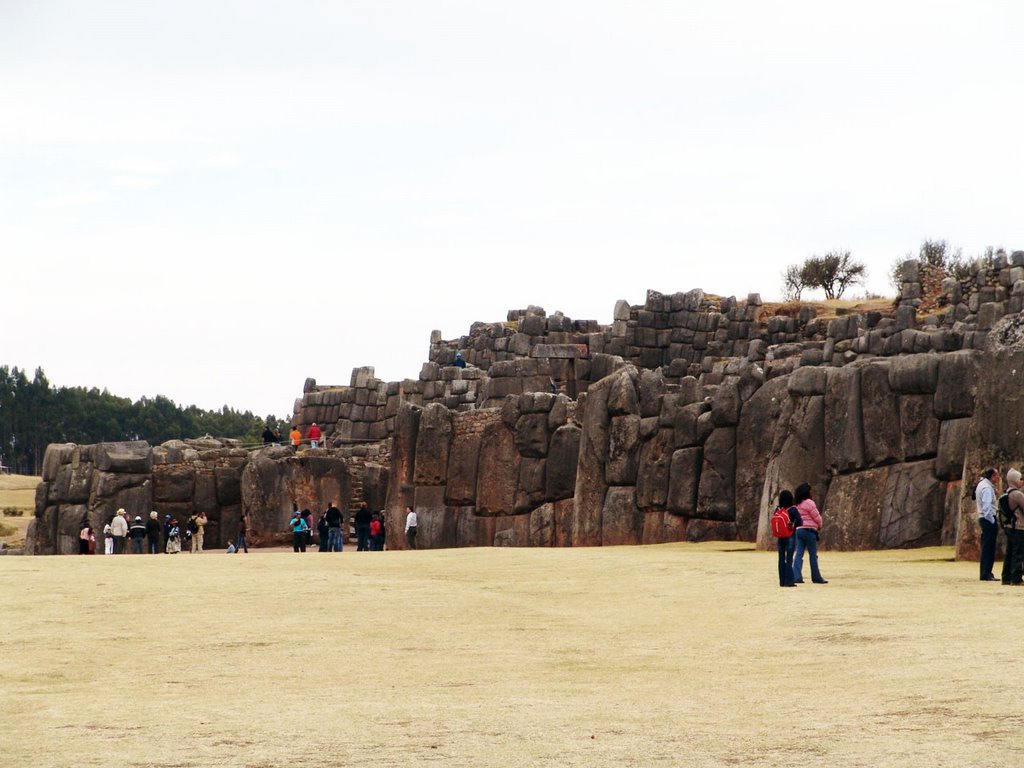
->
[772, 489, 802, 587]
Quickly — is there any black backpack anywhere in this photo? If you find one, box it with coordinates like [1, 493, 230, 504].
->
[998, 492, 1016, 529]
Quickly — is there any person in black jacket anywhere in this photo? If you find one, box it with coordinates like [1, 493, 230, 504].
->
[129, 516, 147, 555]
[145, 511, 162, 554]
[325, 502, 344, 552]
[775, 490, 802, 587]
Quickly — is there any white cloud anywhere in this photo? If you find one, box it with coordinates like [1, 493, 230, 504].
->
[33, 187, 108, 209]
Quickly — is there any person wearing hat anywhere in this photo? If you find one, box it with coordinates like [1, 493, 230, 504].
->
[162, 515, 175, 553]
[108, 508, 129, 555]
[452, 351, 466, 368]
[308, 422, 322, 449]
[291, 511, 309, 552]
[145, 511, 162, 554]
[129, 515, 147, 554]
[1002, 469, 1024, 585]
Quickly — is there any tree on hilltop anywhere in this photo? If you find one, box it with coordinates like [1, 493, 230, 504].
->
[781, 251, 867, 300]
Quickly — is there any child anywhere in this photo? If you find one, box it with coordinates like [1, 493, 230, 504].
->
[226, 540, 236, 554]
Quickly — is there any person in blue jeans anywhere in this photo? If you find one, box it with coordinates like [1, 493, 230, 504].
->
[775, 490, 801, 587]
[792, 482, 828, 584]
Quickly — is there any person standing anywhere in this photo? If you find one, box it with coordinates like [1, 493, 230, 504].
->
[369, 513, 383, 551]
[289, 426, 302, 451]
[317, 511, 330, 552]
[301, 509, 314, 550]
[976, 467, 999, 581]
[166, 520, 181, 554]
[772, 490, 801, 587]
[103, 521, 114, 555]
[109, 509, 129, 554]
[79, 523, 93, 555]
[326, 501, 344, 552]
[1001, 469, 1024, 585]
[162, 515, 174, 553]
[405, 506, 418, 550]
[291, 511, 309, 552]
[236, 513, 249, 554]
[378, 512, 386, 551]
[145, 511, 162, 554]
[308, 422, 322, 449]
[355, 502, 372, 551]
[191, 512, 208, 553]
[792, 483, 828, 584]
[129, 516, 147, 554]
[262, 425, 276, 446]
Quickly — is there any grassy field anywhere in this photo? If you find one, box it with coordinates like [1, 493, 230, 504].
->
[0, 542, 1017, 767]
[0, 474, 38, 546]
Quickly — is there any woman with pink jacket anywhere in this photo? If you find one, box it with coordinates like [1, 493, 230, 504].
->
[792, 482, 828, 584]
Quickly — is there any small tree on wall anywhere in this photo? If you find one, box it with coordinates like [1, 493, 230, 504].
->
[781, 251, 867, 300]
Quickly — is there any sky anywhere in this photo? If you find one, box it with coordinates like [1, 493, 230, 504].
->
[3, 1, 1024, 417]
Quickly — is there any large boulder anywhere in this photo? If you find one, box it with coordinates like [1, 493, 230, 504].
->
[94, 441, 153, 473]
[636, 429, 673, 510]
[933, 350, 980, 419]
[820, 467, 888, 550]
[734, 376, 787, 540]
[899, 395, 940, 460]
[695, 428, 736, 521]
[825, 366, 864, 473]
[667, 448, 702, 515]
[475, 422, 520, 516]
[545, 425, 581, 501]
[572, 368, 613, 545]
[606, 415, 641, 485]
[859, 361, 900, 467]
[413, 403, 453, 486]
[413, 485, 456, 549]
[514, 413, 550, 458]
[601, 487, 643, 546]
[445, 429, 482, 506]
[878, 461, 943, 548]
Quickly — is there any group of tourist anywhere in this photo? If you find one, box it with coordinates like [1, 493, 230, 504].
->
[974, 466, 1024, 585]
[262, 423, 323, 450]
[771, 483, 828, 587]
[289, 501, 387, 552]
[79, 508, 249, 555]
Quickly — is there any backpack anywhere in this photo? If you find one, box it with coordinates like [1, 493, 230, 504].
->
[771, 506, 797, 538]
[998, 492, 1017, 529]
[187, 517, 198, 533]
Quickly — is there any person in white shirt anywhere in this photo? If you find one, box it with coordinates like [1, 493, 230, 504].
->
[975, 467, 999, 581]
[404, 506, 418, 550]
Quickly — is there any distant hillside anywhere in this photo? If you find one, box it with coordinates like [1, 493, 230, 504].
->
[0, 366, 287, 475]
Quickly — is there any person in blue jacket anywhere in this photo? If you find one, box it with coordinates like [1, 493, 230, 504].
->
[291, 511, 309, 553]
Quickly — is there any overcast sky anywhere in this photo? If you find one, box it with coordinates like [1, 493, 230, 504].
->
[3, 1, 1023, 417]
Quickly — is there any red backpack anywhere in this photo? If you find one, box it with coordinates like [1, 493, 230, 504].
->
[770, 506, 796, 538]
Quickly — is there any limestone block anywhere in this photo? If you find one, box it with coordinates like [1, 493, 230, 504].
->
[825, 366, 864, 473]
[638, 369, 665, 418]
[445, 430, 482, 506]
[413, 403, 453, 486]
[606, 415, 641, 485]
[42, 444, 74, 482]
[515, 458, 546, 513]
[820, 467, 888, 550]
[572, 369, 611, 546]
[933, 350, 979, 419]
[636, 428, 672, 510]
[787, 366, 828, 397]
[95, 441, 153, 474]
[711, 377, 741, 427]
[695, 428, 736, 521]
[215, 466, 242, 506]
[529, 502, 555, 547]
[193, 471, 218, 516]
[899, 394, 940, 460]
[606, 366, 640, 416]
[601, 486, 643, 546]
[878, 461, 943, 548]
[934, 418, 970, 481]
[546, 425, 581, 501]
[475, 422, 520, 516]
[514, 413, 550, 458]
[734, 377, 788, 541]
[888, 354, 939, 394]
[414, 485, 456, 549]
[673, 402, 712, 448]
[859, 362, 900, 467]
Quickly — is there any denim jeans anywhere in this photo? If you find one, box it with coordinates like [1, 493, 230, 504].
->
[777, 536, 796, 586]
[327, 526, 344, 552]
[793, 528, 824, 582]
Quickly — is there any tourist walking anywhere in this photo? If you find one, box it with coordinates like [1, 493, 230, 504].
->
[355, 502, 372, 551]
[792, 483, 827, 584]
[1001, 469, 1024, 585]
[308, 422, 322, 449]
[976, 468, 999, 581]
[326, 501, 344, 552]
[145, 511, 162, 554]
[771, 490, 801, 587]
[262, 425, 276, 445]
[302, 509, 314, 550]
[291, 511, 309, 552]
[405, 506, 418, 549]
[289, 426, 302, 451]
[236, 513, 249, 553]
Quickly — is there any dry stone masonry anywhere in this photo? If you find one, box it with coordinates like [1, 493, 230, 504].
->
[28, 255, 1024, 558]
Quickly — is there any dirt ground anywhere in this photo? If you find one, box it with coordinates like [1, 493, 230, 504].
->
[0, 543, 1019, 767]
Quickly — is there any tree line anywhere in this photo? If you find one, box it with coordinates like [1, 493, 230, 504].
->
[0, 366, 288, 476]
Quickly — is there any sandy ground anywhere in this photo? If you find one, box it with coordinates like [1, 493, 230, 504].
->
[0, 543, 1021, 767]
